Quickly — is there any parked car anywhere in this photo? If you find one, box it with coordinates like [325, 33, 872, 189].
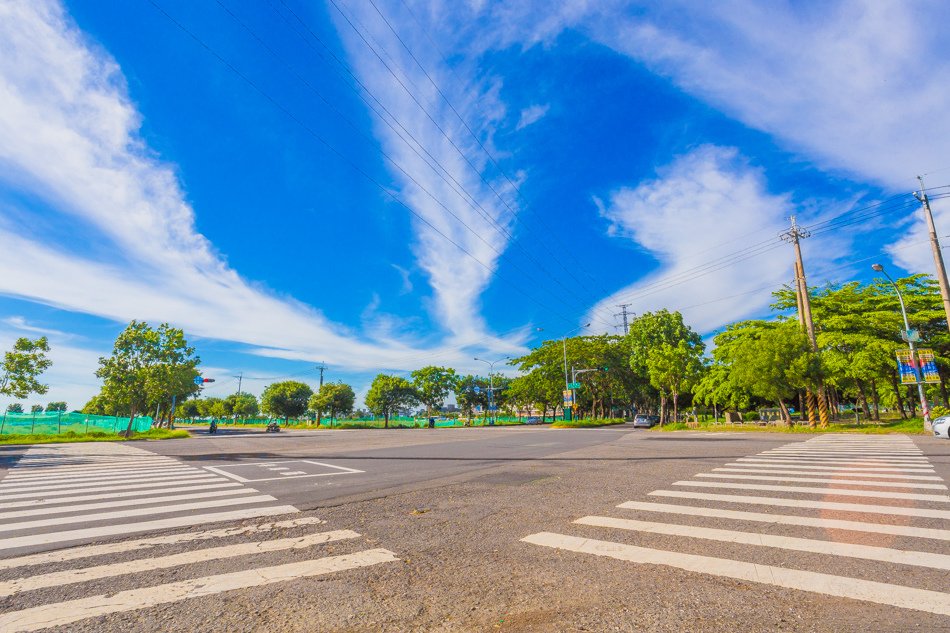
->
[933, 415, 950, 439]
[524, 416, 542, 425]
[633, 414, 658, 428]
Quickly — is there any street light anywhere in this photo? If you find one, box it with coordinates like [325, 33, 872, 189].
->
[560, 322, 591, 421]
[872, 263, 932, 431]
[473, 357, 509, 425]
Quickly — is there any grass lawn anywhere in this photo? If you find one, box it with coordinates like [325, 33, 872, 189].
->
[0, 428, 190, 445]
[654, 417, 927, 435]
[551, 418, 627, 429]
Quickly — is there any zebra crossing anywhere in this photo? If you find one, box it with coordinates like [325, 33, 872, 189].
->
[0, 443, 398, 631]
[523, 434, 950, 617]
[0, 442, 300, 554]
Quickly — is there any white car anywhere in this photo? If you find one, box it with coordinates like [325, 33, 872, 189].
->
[933, 416, 950, 439]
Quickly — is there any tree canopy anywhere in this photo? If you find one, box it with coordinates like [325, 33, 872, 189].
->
[0, 336, 52, 400]
[261, 381, 313, 421]
[365, 374, 417, 428]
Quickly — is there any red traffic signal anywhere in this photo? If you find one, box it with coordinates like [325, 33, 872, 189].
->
[202, 378, 215, 383]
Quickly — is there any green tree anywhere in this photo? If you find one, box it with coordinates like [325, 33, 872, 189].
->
[308, 382, 356, 423]
[176, 399, 201, 419]
[45, 401, 67, 412]
[81, 395, 110, 415]
[30, 404, 43, 413]
[719, 321, 822, 425]
[647, 340, 705, 424]
[261, 380, 313, 422]
[365, 374, 417, 428]
[6, 403, 23, 413]
[0, 337, 52, 400]
[225, 392, 259, 419]
[455, 374, 490, 421]
[95, 321, 200, 435]
[410, 366, 458, 417]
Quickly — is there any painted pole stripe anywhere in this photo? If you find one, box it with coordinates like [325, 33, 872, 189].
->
[0, 529, 360, 597]
[0, 475, 222, 497]
[0, 467, 202, 488]
[649, 490, 950, 519]
[0, 494, 279, 534]
[0, 517, 324, 571]
[616, 500, 950, 541]
[0, 505, 299, 553]
[695, 473, 947, 490]
[713, 467, 942, 481]
[672, 480, 950, 502]
[0, 488, 261, 521]
[736, 459, 934, 472]
[575, 515, 950, 571]
[0, 476, 227, 501]
[521, 532, 950, 616]
[0, 548, 398, 632]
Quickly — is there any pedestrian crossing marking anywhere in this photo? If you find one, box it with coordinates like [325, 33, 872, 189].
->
[522, 532, 950, 617]
[0, 529, 360, 597]
[0, 547, 398, 632]
[525, 434, 950, 616]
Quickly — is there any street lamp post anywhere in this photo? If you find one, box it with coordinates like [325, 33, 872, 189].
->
[560, 323, 591, 421]
[872, 263, 932, 431]
[473, 357, 509, 425]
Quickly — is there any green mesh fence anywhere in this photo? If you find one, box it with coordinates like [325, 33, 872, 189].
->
[0, 412, 153, 436]
[178, 416, 535, 429]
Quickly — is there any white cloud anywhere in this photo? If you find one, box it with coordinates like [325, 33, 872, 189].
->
[586, 146, 848, 334]
[515, 104, 549, 130]
[0, 0, 527, 380]
[329, 1, 523, 344]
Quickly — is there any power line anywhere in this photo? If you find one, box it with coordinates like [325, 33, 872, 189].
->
[146, 0, 607, 331]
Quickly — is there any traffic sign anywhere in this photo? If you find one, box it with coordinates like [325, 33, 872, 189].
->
[194, 376, 203, 386]
[901, 329, 921, 343]
[567, 382, 581, 390]
[473, 386, 481, 394]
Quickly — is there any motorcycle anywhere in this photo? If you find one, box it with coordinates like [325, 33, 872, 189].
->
[265, 421, 281, 433]
[209, 421, 218, 434]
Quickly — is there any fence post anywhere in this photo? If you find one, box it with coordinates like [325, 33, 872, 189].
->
[31, 411, 36, 434]
[0, 412, 5, 435]
[57, 411, 62, 434]
[85, 417, 89, 434]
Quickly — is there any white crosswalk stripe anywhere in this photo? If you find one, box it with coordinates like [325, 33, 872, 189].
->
[0, 442, 300, 553]
[524, 434, 950, 616]
[0, 446, 398, 631]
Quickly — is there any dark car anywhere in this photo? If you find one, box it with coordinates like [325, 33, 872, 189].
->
[524, 416, 542, 425]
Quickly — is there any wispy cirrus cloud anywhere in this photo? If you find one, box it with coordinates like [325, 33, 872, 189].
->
[0, 0, 526, 377]
[515, 104, 549, 130]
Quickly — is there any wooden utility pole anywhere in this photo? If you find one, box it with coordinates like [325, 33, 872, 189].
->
[782, 216, 829, 427]
[915, 176, 950, 332]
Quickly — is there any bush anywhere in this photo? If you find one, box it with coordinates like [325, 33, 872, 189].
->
[931, 405, 950, 419]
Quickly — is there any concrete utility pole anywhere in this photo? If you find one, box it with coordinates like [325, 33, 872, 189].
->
[794, 261, 818, 427]
[915, 176, 950, 332]
[235, 372, 242, 394]
[615, 304, 632, 335]
[781, 216, 829, 427]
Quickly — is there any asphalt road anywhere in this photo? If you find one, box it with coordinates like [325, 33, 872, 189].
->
[1, 425, 949, 632]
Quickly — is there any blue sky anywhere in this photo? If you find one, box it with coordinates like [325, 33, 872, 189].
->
[2, 0, 949, 410]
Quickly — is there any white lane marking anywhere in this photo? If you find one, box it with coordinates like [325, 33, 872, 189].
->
[4, 459, 177, 475]
[736, 459, 933, 472]
[695, 473, 947, 490]
[575, 515, 950, 571]
[281, 471, 307, 476]
[0, 495, 280, 534]
[0, 488, 261, 520]
[0, 529, 360, 597]
[649, 490, 950, 519]
[0, 477, 230, 502]
[0, 474, 221, 496]
[0, 517, 324, 570]
[204, 460, 364, 483]
[713, 467, 943, 481]
[0, 505, 299, 553]
[0, 468, 202, 488]
[760, 454, 927, 462]
[672, 480, 950, 503]
[522, 532, 950, 616]
[617, 500, 950, 541]
[0, 548, 398, 632]
[0, 482, 244, 509]
[742, 456, 932, 466]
